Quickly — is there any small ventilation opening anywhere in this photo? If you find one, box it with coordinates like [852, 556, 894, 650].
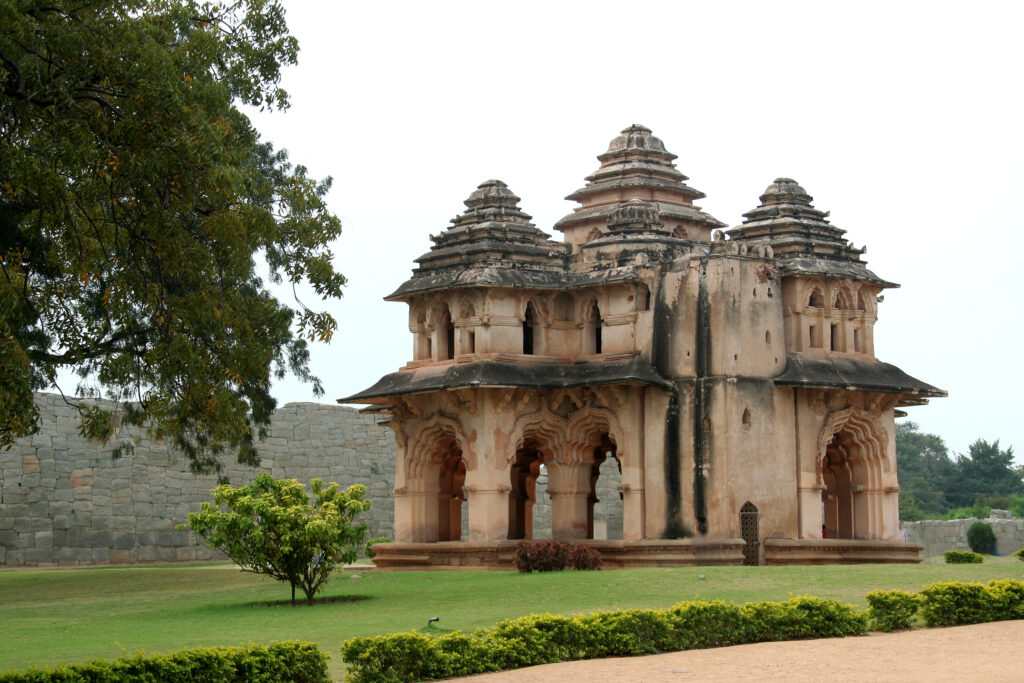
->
[523, 302, 536, 355]
[742, 408, 752, 428]
[830, 323, 839, 351]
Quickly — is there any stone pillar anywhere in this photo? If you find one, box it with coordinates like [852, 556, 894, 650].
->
[798, 482, 825, 538]
[466, 486, 511, 541]
[621, 484, 644, 540]
[548, 463, 590, 539]
[393, 488, 414, 542]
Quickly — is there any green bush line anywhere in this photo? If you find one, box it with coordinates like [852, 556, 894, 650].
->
[341, 596, 866, 683]
[0, 641, 329, 683]
[945, 550, 985, 564]
[343, 579, 1024, 683]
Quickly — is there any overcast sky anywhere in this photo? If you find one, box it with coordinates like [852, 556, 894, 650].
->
[246, 1, 1024, 462]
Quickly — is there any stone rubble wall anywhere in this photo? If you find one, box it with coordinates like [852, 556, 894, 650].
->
[0, 393, 396, 566]
[902, 510, 1024, 557]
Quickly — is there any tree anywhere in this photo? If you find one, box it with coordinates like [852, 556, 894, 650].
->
[946, 440, 1023, 510]
[895, 421, 954, 520]
[1, 1, 344, 471]
[183, 473, 372, 604]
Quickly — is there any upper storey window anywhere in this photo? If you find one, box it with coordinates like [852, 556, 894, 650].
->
[587, 302, 603, 354]
[523, 302, 538, 355]
[808, 288, 825, 308]
[436, 307, 455, 361]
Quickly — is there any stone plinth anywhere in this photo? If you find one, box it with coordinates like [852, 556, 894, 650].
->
[370, 538, 746, 570]
[763, 538, 923, 565]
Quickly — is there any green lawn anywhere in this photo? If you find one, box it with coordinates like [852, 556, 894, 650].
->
[1, 557, 1021, 681]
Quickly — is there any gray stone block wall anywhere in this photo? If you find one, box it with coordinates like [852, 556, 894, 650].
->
[0, 393, 395, 566]
[903, 511, 1024, 557]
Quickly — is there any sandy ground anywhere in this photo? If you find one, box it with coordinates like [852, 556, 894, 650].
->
[447, 620, 1024, 682]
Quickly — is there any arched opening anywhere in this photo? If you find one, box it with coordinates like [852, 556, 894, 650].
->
[508, 441, 548, 540]
[808, 288, 824, 308]
[587, 434, 622, 540]
[523, 301, 537, 355]
[437, 443, 467, 541]
[822, 431, 858, 539]
[740, 501, 760, 566]
[834, 290, 851, 309]
[586, 302, 603, 355]
[436, 307, 455, 360]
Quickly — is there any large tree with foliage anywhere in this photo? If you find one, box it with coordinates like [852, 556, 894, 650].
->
[0, 1, 344, 471]
[895, 421, 955, 520]
[945, 439, 1022, 510]
[183, 474, 372, 604]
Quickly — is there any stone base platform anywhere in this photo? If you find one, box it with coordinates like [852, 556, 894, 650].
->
[370, 538, 746, 570]
[763, 538, 923, 565]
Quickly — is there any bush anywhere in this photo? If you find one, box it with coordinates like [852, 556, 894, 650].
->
[364, 537, 393, 559]
[513, 541, 601, 572]
[342, 596, 867, 683]
[569, 544, 602, 571]
[944, 550, 984, 564]
[918, 581, 995, 627]
[667, 599, 749, 649]
[986, 579, 1024, 621]
[1014, 547, 1024, 562]
[743, 596, 867, 641]
[866, 590, 921, 631]
[966, 522, 996, 554]
[0, 641, 329, 683]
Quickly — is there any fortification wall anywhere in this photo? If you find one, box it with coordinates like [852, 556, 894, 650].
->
[903, 510, 1024, 557]
[0, 394, 396, 566]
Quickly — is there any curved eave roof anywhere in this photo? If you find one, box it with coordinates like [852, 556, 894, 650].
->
[778, 257, 898, 287]
[338, 358, 673, 403]
[386, 264, 645, 300]
[774, 353, 945, 397]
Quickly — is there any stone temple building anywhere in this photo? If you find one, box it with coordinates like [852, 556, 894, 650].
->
[342, 125, 944, 568]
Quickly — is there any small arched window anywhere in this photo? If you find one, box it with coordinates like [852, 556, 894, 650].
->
[587, 302, 603, 354]
[442, 308, 455, 360]
[523, 302, 538, 355]
[808, 288, 825, 308]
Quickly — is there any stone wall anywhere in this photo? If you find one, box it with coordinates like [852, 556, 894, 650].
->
[0, 394, 396, 566]
[903, 510, 1024, 557]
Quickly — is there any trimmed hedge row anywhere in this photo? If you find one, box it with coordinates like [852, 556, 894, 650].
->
[867, 579, 1024, 630]
[341, 596, 866, 682]
[944, 550, 984, 564]
[0, 641, 329, 683]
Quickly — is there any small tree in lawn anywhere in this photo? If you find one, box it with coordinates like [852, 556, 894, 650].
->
[183, 474, 371, 604]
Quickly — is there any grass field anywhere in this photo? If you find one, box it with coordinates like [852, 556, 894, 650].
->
[1, 556, 1022, 681]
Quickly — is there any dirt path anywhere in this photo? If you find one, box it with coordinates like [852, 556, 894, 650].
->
[447, 620, 1024, 682]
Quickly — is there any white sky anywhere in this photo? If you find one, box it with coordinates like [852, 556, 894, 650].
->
[247, 0, 1024, 462]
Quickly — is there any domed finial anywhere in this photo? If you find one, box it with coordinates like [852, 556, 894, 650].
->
[759, 178, 812, 205]
[621, 123, 653, 135]
[463, 179, 521, 210]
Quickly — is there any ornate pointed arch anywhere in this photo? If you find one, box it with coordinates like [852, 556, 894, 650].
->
[566, 405, 625, 466]
[506, 408, 568, 464]
[405, 412, 475, 478]
[815, 407, 891, 485]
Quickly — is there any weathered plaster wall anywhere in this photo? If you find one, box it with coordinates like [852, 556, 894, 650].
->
[903, 511, 1024, 557]
[0, 393, 396, 566]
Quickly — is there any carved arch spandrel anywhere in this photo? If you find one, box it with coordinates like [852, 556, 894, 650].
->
[565, 405, 625, 466]
[815, 407, 891, 484]
[405, 412, 476, 478]
[506, 408, 568, 465]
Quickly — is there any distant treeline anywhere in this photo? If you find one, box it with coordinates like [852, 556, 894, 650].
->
[897, 422, 1022, 521]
